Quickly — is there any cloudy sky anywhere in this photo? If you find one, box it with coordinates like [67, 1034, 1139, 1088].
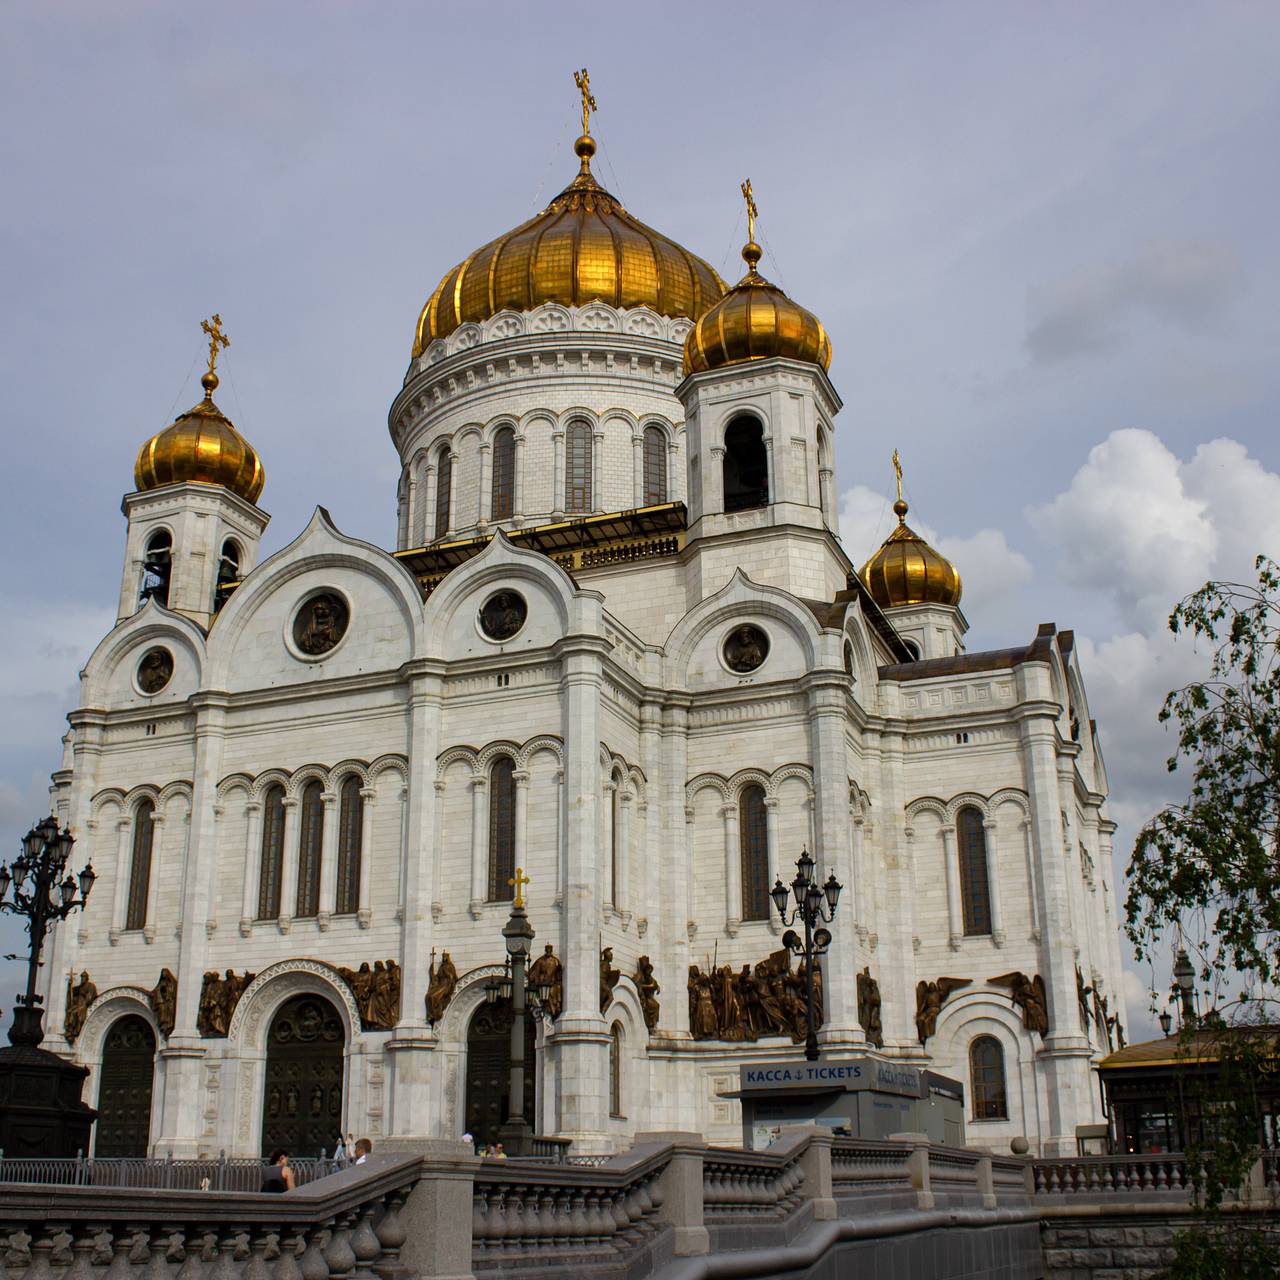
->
[2, 2, 1277, 1040]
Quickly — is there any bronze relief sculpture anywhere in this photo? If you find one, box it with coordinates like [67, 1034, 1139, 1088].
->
[479, 590, 528, 641]
[600, 946, 621, 1013]
[634, 955, 660, 1032]
[915, 977, 972, 1046]
[64, 970, 97, 1043]
[149, 967, 178, 1038]
[426, 950, 459, 1025]
[335, 959, 402, 1031]
[293, 592, 349, 656]
[527, 943, 563, 1020]
[686, 948, 820, 1044]
[197, 968, 255, 1037]
[990, 971, 1049, 1038]
[137, 647, 174, 694]
[857, 966, 883, 1048]
[723, 624, 769, 673]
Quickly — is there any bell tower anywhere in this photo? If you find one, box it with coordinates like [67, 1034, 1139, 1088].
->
[120, 317, 269, 628]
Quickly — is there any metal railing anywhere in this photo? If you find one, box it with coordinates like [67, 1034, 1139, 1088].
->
[0, 1149, 340, 1189]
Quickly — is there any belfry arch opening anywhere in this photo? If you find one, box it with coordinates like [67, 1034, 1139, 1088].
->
[723, 417, 768, 512]
[139, 530, 172, 607]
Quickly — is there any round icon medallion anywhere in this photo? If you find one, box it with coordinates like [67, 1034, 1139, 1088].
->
[292, 592, 349, 656]
[723, 624, 770, 673]
[479, 590, 528, 641]
[137, 647, 174, 694]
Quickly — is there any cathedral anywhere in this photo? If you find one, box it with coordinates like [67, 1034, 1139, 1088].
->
[37, 82, 1123, 1159]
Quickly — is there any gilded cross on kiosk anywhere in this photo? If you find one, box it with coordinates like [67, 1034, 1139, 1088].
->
[741, 178, 758, 244]
[574, 67, 596, 136]
[201, 314, 230, 377]
[509, 865, 530, 909]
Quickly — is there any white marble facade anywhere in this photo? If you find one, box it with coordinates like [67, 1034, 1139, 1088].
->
[38, 289, 1123, 1159]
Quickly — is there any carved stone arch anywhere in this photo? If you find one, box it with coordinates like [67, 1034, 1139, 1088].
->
[842, 609, 877, 687]
[530, 302, 572, 334]
[250, 769, 292, 803]
[849, 781, 873, 814]
[578, 302, 622, 333]
[434, 963, 511, 1048]
[122, 783, 163, 813]
[216, 774, 255, 805]
[945, 793, 993, 823]
[559, 406, 602, 433]
[626, 765, 646, 805]
[287, 764, 331, 800]
[638, 415, 677, 447]
[518, 409, 557, 435]
[158, 780, 193, 809]
[685, 773, 729, 807]
[476, 740, 522, 772]
[515, 735, 563, 770]
[904, 795, 949, 829]
[436, 746, 480, 778]
[454, 423, 484, 450]
[988, 788, 1030, 819]
[367, 754, 410, 789]
[767, 763, 814, 799]
[930, 993, 1035, 1079]
[727, 767, 773, 802]
[600, 407, 640, 436]
[715, 403, 770, 445]
[328, 758, 371, 791]
[228, 959, 362, 1052]
[604, 973, 645, 1042]
[668, 316, 693, 344]
[407, 444, 432, 472]
[622, 307, 664, 338]
[483, 414, 520, 446]
[77, 987, 161, 1063]
[90, 787, 128, 821]
[484, 310, 526, 342]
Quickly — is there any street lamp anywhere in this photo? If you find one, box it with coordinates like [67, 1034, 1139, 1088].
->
[0, 817, 95, 1047]
[1158, 1007, 1173, 1036]
[1172, 949, 1196, 1027]
[771, 848, 842, 1062]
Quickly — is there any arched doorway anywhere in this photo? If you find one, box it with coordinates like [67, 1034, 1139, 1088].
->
[260, 993, 345, 1158]
[465, 999, 536, 1149]
[95, 1014, 156, 1157]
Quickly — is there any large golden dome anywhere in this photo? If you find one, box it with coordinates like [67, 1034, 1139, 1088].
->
[412, 136, 726, 357]
[134, 371, 264, 504]
[684, 240, 831, 375]
[860, 498, 962, 609]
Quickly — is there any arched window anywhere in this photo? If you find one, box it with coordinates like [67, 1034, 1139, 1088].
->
[257, 784, 286, 920]
[491, 426, 516, 521]
[957, 807, 993, 935]
[723, 417, 768, 512]
[296, 780, 324, 918]
[214, 538, 241, 613]
[125, 799, 155, 931]
[970, 1036, 1008, 1120]
[335, 775, 363, 915]
[642, 425, 667, 504]
[610, 1021, 624, 1118]
[434, 448, 452, 539]
[739, 784, 770, 921]
[487, 756, 516, 901]
[566, 420, 592, 513]
[140, 530, 172, 607]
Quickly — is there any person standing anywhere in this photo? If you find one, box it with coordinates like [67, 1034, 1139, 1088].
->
[261, 1149, 295, 1193]
[354, 1138, 372, 1165]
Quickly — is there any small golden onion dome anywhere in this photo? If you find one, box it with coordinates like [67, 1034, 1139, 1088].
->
[412, 136, 726, 357]
[134, 371, 264, 504]
[683, 240, 832, 375]
[859, 498, 963, 608]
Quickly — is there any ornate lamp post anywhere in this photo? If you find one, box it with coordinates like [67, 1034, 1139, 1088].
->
[0, 816, 96, 1047]
[771, 848, 841, 1062]
[1172, 948, 1197, 1027]
[0, 816, 98, 1157]
[483, 868, 554, 1156]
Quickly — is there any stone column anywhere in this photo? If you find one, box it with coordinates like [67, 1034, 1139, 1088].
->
[819, 465, 835, 525]
[278, 797, 300, 932]
[143, 812, 165, 943]
[1021, 817, 1041, 941]
[632, 431, 644, 506]
[871, 724, 917, 1049]
[553, 768, 565, 901]
[109, 815, 130, 941]
[513, 432, 526, 526]
[552, 429, 565, 517]
[592, 429, 605, 512]
[551, 630, 611, 1147]
[983, 818, 1005, 946]
[708, 446, 725, 515]
[513, 769, 530, 872]
[442, 452, 455, 537]
[357, 787, 376, 926]
[468, 775, 487, 917]
[722, 802, 741, 935]
[239, 801, 262, 933]
[422, 462, 436, 542]
[667, 438, 680, 504]
[849, 810, 864, 929]
[763, 796, 782, 935]
[662, 700, 692, 1038]
[476, 441, 491, 529]
[404, 470, 417, 547]
[638, 699, 662, 940]
[317, 791, 338, 928]
[940, 825, 963, 948]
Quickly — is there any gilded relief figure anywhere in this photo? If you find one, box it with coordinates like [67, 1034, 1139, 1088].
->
[198, 968, 255, 1037]
[149, 967, 178, 1038]
[634, 956, 660, 1031]
[64, 971, 97, 1043]
[528, 944, 563, 1020]
[857, 967, 883, 1048]
[915, 977, 972, 1046]
[990, 971, 1049, 1038]
[600, 946, 621, 1013]
[683, 950, 820, 1043]
[368, 960, 401, 1030]
[426, 950, 458, 1025]
[688, 966, 718, 1039]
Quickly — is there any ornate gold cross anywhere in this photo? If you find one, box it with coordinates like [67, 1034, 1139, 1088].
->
[201, 314, 230, 377]
[509, 865, 530, 909]
[741, 178, 758, 244]
[574, 67, 596, 136]
[892, 448, 904, 503]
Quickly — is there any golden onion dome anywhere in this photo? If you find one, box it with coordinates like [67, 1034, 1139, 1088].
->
[412, 135, 726, 357]
[134, 370, 265, 504]
[859, 497, 963, 609]
[684, 239, 831, 375]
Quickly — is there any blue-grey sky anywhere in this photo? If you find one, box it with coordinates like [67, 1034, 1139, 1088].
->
[3, 2, 1278, 1037]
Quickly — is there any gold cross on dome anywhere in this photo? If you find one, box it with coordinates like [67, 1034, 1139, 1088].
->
[741, 178, 758, 244]
[201, 314, 230, 376]
[892, 448, 904, 503]
[509, 865, 530, 909]
[574, 67, 597, 136]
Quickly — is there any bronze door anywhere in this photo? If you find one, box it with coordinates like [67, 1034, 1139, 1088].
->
[95, 1015, 156, 1157]
[260, 995, 345, 1158]
[465, 999, 536, 1149]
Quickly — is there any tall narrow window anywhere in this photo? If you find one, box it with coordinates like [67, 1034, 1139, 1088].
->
[723, 417, 768, 512]
[957, 806, 993, 935]
[296, 780, 324, 918]
[434, 448, 452, 539]
[125, 799, 155, 930]
[970, 1036, 1008, 1119]
[487, 756, 516, 901]
[739, 785, 770, 921]
[642, 425, 667, 504]
[610, 1021, 624, 1117]
[257, 784, 286, 920]
[335, 775, 363, 915]
[491, 426, 516, 521]
[566, 420, 592, 513]
[140, 530, 172, 607]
